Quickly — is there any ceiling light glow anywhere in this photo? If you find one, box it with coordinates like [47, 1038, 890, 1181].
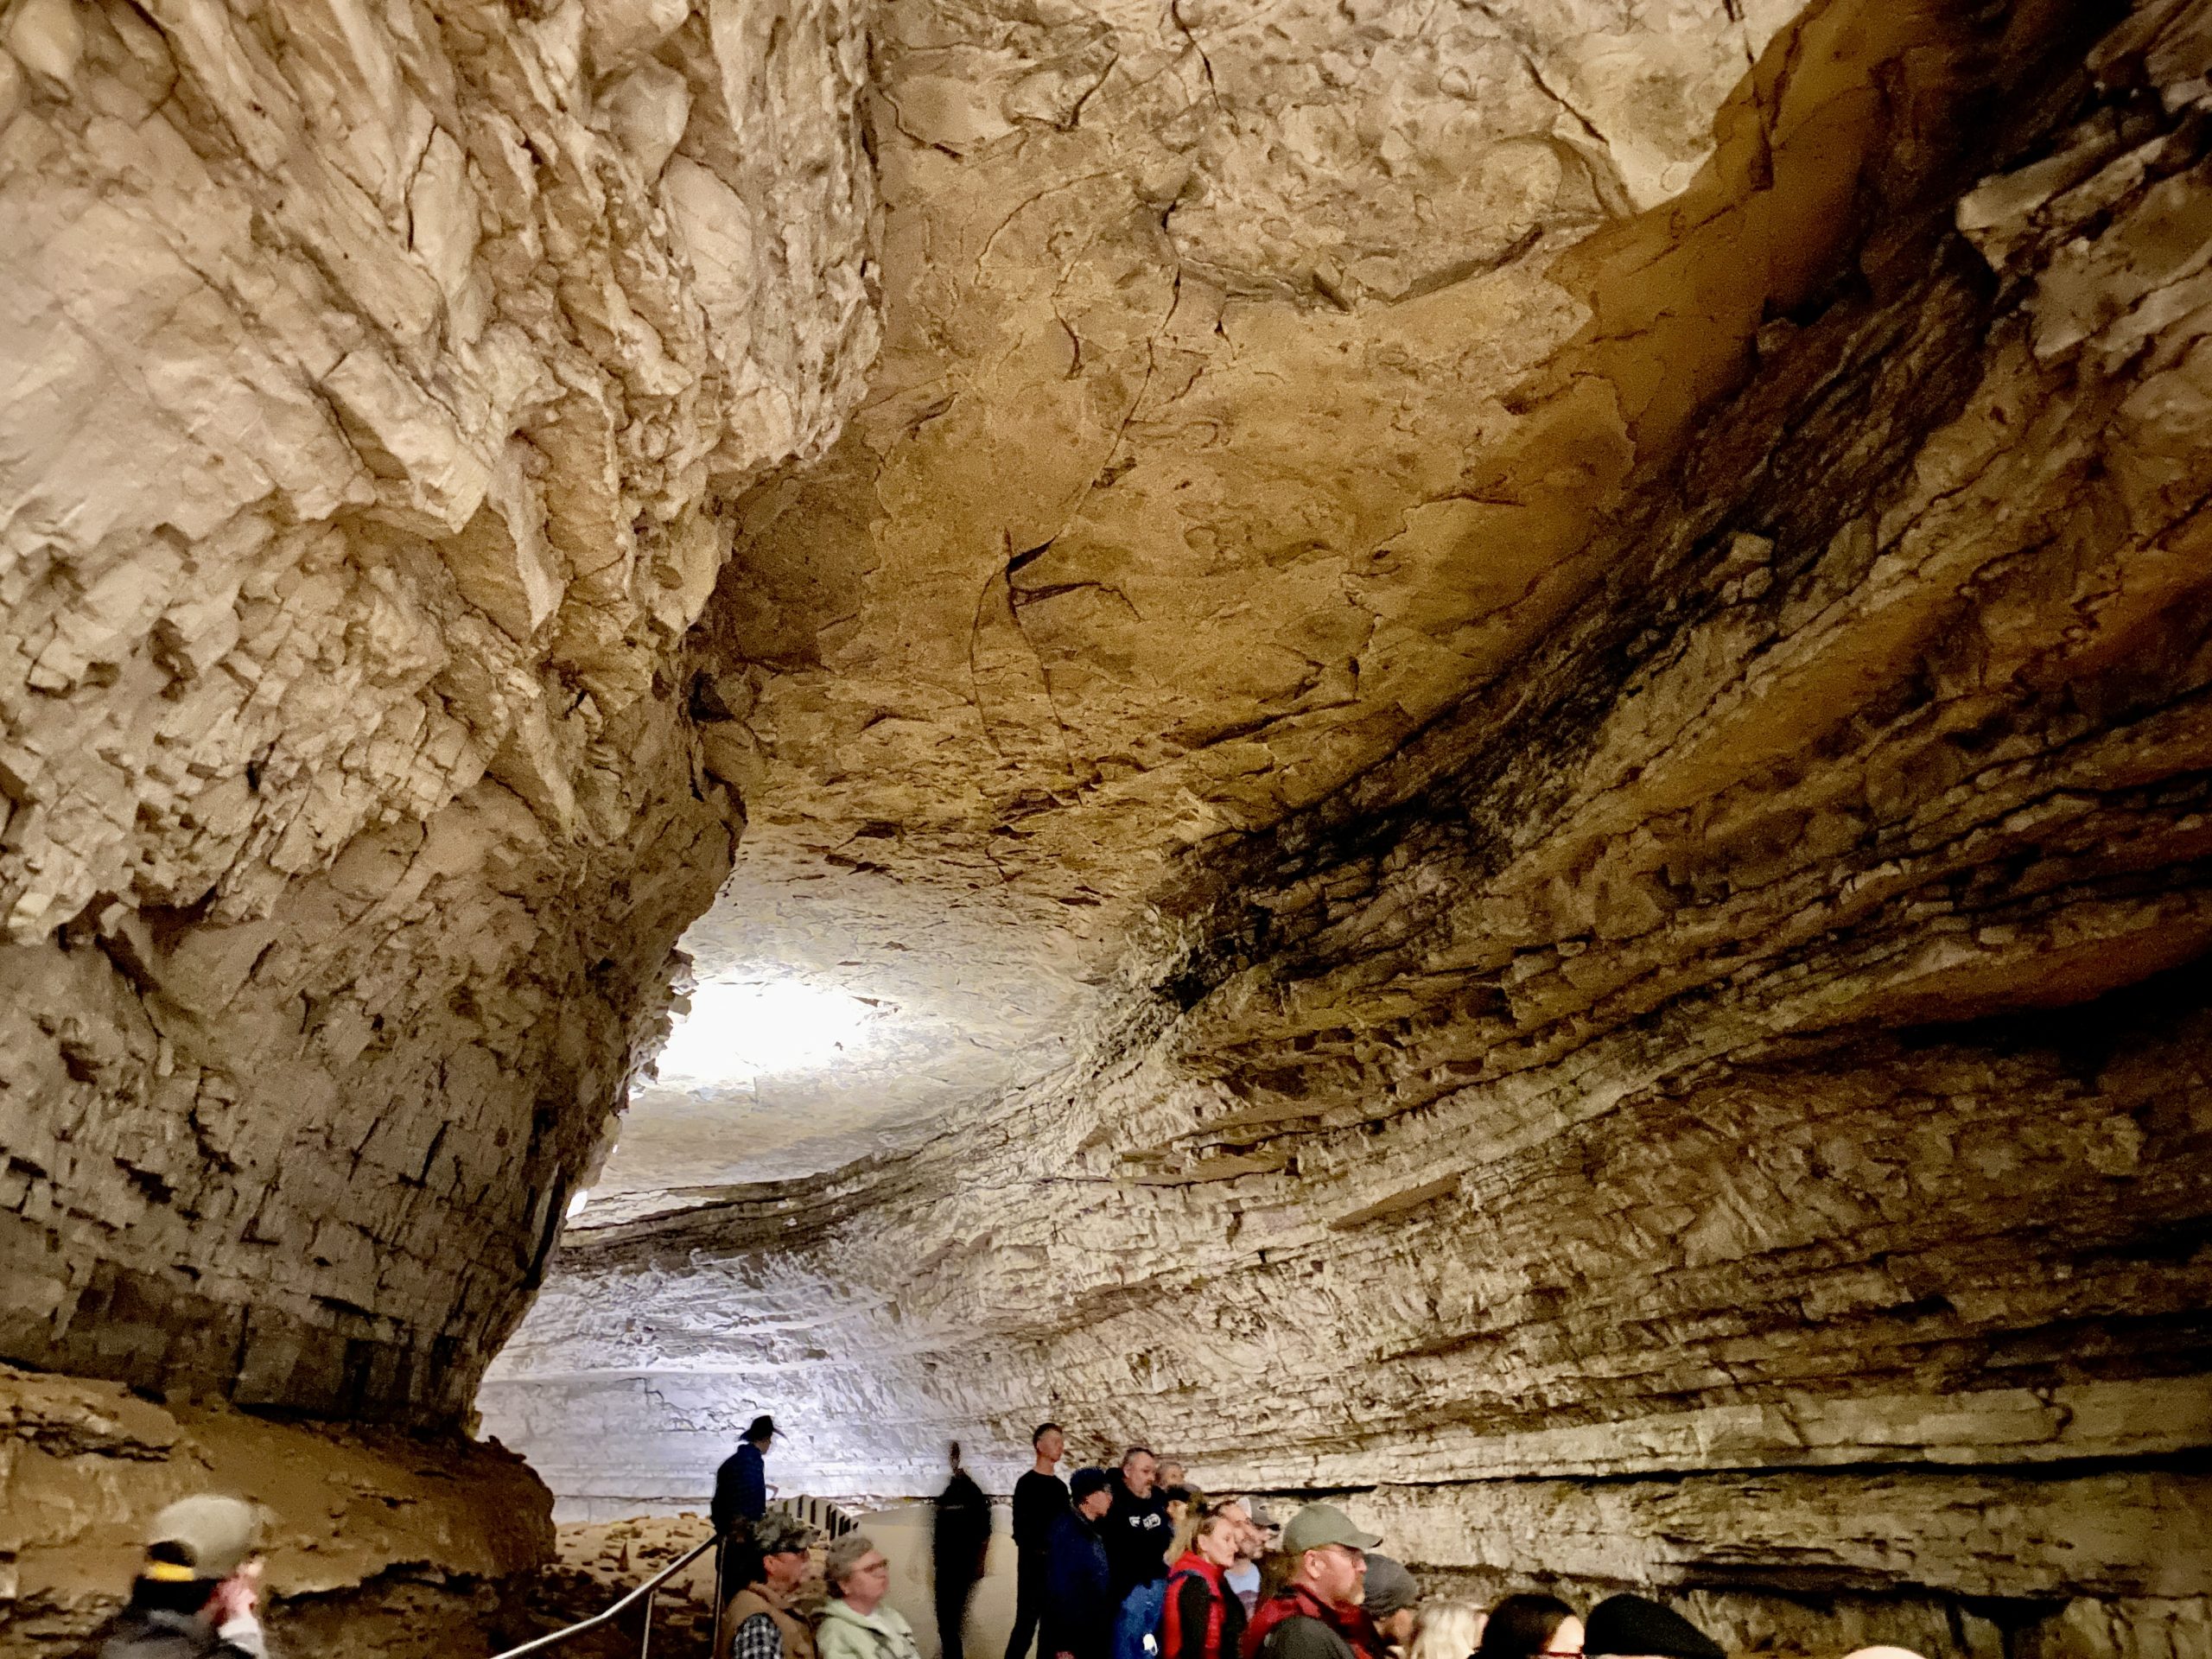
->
[653, 978, 881, 1084]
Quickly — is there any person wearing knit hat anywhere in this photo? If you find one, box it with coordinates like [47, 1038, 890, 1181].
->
[1358, 1558, 1421, 1656]
[1581, 1595, 1724, 1659]
[1043, 1470, 1119, 1659]
[91, 1494, 270, 1658]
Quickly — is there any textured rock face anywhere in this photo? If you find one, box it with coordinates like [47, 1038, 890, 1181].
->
[487, 0, 2212, 1652]
[0, 1364, 550, 1656]
[0, 0, 872, 1415]
[590, 0, 1823, 1210]
[8, 0, 2212, 1655]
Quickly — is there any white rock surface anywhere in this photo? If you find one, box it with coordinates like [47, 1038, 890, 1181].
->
[0, 0, 873, 1414]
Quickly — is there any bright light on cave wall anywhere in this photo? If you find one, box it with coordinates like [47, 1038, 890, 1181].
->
[652, 978, 881, 1084]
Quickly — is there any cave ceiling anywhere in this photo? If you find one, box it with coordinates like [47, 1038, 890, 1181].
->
[5, 0, 2212, 1641]
[598, 0, 1822, 1212]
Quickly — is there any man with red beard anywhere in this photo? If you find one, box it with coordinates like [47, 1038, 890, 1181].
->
[1242, 1505, 1385, 1659]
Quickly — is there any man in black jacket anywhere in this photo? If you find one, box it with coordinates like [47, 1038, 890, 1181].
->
[1006, 1422, 1070, 1659]
[1103, 1447, 1170, 1603]
[934, 1443, 994, 1659]
[713, 1414, 777, 1533]
[90, 1496, 270, 1659]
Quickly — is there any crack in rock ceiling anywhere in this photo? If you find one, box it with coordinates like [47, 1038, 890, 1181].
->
[592, 0, 1815, 1213]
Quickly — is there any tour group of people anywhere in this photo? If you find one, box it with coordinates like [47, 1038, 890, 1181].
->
[705, 1420, 1939, 1659]
[77, 1414, 1938, 1657]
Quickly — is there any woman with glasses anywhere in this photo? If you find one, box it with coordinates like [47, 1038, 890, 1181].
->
[1474, 1594, 1582, 1659]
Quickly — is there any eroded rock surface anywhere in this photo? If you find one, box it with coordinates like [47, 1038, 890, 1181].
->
[5, 0, 2212, 1654]
[0, 0, 871, 1415]
[0, 1364, 549, 1656]
[489, 2, 2212, 1653]
[591, 0, 1859, 1210]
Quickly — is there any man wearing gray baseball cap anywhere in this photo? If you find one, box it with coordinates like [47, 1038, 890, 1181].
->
[92, 1494, 271, 1657]
[1241, 1503, 1383, 1659]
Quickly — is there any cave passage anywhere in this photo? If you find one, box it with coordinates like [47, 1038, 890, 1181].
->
[3, 0, 2211, 1656]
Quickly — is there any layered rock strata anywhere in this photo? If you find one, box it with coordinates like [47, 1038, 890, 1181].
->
[488, 2, 2212, 1652]
[0, 1364, 550, 1656]
[601, 0, 1834, 1208]
[0, 0, 872, 1418]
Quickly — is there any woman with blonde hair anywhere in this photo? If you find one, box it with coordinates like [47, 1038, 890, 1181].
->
[1408, 1599, 1488, 1659]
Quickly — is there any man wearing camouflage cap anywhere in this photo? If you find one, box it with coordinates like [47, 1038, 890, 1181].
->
[1241, 1503, 1384, 1659]
[92, 1494, 270, 1657]
[720, 1510, 821, 1659]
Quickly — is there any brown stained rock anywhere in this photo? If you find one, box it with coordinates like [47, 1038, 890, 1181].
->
[619, 0, 2134, 1195]
[5, 0, 2212, 1655]
[0, 1365, 550, 1656]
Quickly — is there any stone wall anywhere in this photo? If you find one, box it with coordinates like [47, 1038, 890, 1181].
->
[485, 3, 2212, 1652]
[0, 1364, 550, 1656]
[0, 0, 874, 1418]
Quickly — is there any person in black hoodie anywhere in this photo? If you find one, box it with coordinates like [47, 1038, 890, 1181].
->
[1103, 1447, 1172, 1603]
[1581, 1595, 1723, 1659]
[91, 1496, 270, 1659]
[1007, 1423, 1071, 1659]
[934, 1443, 995, 1659]
[1045, 1468, 1118, 1659]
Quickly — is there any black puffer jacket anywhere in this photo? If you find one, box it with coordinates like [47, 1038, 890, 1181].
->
[89, 1608, 265, 1658]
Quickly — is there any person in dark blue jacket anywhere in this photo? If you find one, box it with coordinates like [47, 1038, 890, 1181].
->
[714, 1414, 778, 1531]
[712, 1414, 778, 1592]
[1042, 1468, 1117, 1659]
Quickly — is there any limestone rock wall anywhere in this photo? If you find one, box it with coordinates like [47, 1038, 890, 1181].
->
[486, 3, 2212, 1651]
[0, 0, 874, 1418]
[0, 1363, 550, 1656]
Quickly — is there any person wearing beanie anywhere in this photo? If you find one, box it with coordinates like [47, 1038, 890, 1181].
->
[1358, 1558, 1421, 1656]
[1043, 1469, 1118, 1659]
[92, 1495, 270, 1658]
[1242, 1503, 1384, 1659]
[1581, 1595, 1724, 1659]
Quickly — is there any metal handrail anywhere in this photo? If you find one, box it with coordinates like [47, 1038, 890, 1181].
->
[492, 1531, 720, 1658]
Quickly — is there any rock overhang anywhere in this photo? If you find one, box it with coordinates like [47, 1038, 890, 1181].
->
[2, 0, 2210, 1650]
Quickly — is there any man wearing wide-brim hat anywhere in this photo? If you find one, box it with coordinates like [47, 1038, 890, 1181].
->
[92, 1494, 271, 1657]
[1240, 1504, 1384, 1659]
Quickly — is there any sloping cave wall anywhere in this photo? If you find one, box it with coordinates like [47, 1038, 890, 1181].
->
[0, 0, 873, 1424]
[0, 0, 872, 1643]
[486, 3, 2212, 1653]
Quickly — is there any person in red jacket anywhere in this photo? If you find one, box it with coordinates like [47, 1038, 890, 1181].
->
[1243, 1504, 1384, 1659]
[1163, 1510, 1249, 1659]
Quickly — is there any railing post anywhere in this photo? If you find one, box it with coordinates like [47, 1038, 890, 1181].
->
[709, 1533, 724, 1659]
[639, 1586, 656, 1659]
